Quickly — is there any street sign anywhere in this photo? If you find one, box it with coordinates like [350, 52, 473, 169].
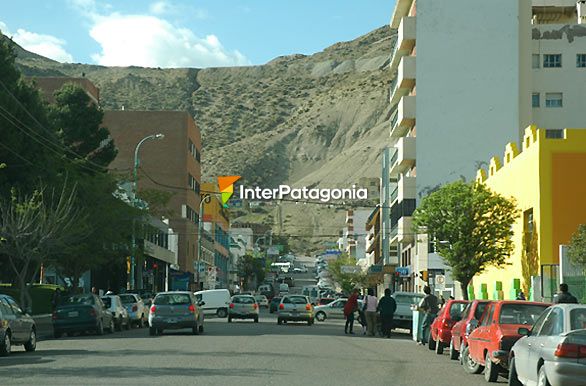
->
[267, 246, 279, 255]
[396, 267, 410, 277]
[435, 274, 446, 291]
[341, 265, 361, 274]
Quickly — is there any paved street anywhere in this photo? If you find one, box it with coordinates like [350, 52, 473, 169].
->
[1, 310, 497, 386]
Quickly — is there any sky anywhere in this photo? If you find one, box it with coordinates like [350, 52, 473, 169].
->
[0, 0, 395, 68]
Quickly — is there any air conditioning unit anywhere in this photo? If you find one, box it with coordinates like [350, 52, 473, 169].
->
[578, 1, 586, 24]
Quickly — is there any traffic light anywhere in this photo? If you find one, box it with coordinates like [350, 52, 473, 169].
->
[126, 256, 131, 274]
[419, 270, 428, 281]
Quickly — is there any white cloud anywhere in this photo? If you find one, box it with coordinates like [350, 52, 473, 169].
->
[149, 1, 208, 19]
[0, 21, 74, 63]
[150, 1, 172, 15]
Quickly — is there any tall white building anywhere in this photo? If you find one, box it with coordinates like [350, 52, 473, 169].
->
[388, 0, 586, 294]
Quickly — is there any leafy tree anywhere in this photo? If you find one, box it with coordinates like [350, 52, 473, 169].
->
[328, 254, 367, 294]
[567, 224, 586, 274]
[521, 224, 539, 296]
[413, 181, 518, 300]
[237, 253, 266, 290]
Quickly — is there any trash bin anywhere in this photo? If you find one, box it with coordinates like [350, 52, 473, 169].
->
[412, 305, 424, 342]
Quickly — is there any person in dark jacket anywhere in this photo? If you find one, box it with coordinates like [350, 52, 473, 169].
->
[553, 283, 579, 304]
[419, 286, 439, 345]
[377, 288, 397, 338]
[343, 289, 359, 334]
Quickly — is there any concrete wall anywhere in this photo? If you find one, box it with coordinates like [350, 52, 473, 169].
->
[416, 0, 532, 199]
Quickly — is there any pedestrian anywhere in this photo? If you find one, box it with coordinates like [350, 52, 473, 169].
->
[553, 283, 579, 304]
[377, 288, 397, 338]
[439, 295, 446, 308]
[343, 289, 359, 334]
[357, 308, 367, 335]
[364, 288, 378, 337]
[418, 286, 439, 346]
[516, 291, 526, 300]
[91, 286, 98, 295]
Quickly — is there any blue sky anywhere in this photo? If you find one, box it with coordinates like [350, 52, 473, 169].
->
[0, 0, 395, 68]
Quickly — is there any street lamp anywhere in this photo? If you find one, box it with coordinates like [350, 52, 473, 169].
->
[129, 133, 165, 291]
[197, 193, 212, 291]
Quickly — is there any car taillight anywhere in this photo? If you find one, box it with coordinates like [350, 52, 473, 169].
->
[305, 304, 311, 311]
[279, 304, 284, 310]
[188, 304, 195, 313]
[555, 342, 586, 358]
[442, 320, 450, 329]
[150, 305, 156, 313]
[89, 308, 97, 317]
[229, 303, 235, 309]
[132, 305, 138, 312]
[253, 303, 258, 309]
[52, 312, 58, 320]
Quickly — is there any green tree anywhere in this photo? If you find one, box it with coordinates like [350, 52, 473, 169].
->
[567, 224, 586, 274]
[328, 255, 367, 294]
[237, 253, 266, 290]
[412, 181, 518, 300]
[521, 224, 539, 296]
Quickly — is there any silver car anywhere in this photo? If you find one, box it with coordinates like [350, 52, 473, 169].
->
[228, 295, 259, 323]
[119, 293, 147, 328]
[314, 298, 348, 322]
[148, 291, 204, 336]
[509, 304, 586, 386]
[392, 292, 424, 332]
[277, 295, 314, 325]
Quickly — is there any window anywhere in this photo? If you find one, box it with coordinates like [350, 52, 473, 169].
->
[480, 304, 494, 326]
[545, 129, 563, 139]
[538, 308, 564, 336]
[545, 93, 563, 108]
[532, 93, 540, 108]
[188, 140, 200, 162]
[188, 174, 200, 194]
[532, 54, 540, 69]
[499, 304, 548, 325]
[474, 302, 488, 321]
[531, 308, 550, 335]
[577, 54, 586, 68]
[185, 206, 199, 224]
[543, 54, 562, 68]
[570, 309, 586, 330]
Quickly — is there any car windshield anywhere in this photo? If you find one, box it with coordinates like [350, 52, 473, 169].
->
[64, 295, 94, 305]
[233, 296, 255, 304]
[101, 297, 112, 307]
[474, 303, 489, 320]
[119, 295, 137, 304]
[255, 296, 266, 301]
[271, 298, 281, 303]
[570, 308, 586, 330]
[393, 294, 423, 305]
[499, 304, 548, 325]
[155, 294, 191, 305]
[286, 296, 308, 305]
[449, 302, 467, 320]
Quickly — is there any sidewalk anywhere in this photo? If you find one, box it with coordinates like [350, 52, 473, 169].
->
[33, 314, 53, 340]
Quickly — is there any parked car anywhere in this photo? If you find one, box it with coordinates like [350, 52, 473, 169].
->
[508, 304, 586, 386]
[101, 295, 130, 331]
[269, 297, 281, 314]
[53, 294, 115, 337]
[254, 295, 269, 308]
[429, 299, 469, 354]
[194, 289, 231, 318]
[391, 291, 425, 333]
[119, 293, 147, 328]
[465, 300, 549, 382]
[278, 295, 314, 325]
[450, 300, 491, 361]
[148, 291, 204, 336]
[318, 298, 336, 306]
[228, 295, 259, 323]
[314, 298, 347, 322]
[0, 294, 36, 356]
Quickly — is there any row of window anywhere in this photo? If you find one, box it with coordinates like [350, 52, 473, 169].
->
[188, 140, 201, 162]
[532, 53, 586, 69]
[532, 92, 563, 108]
[188, 174, 200, 194]
[186, 205, 199, 224]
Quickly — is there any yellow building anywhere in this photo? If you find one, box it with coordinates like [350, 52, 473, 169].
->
[473, 126, 586, 301]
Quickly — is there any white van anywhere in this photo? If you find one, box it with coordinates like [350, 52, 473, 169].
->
[278, 283, 289, 295]
[194, 289, 231, 318]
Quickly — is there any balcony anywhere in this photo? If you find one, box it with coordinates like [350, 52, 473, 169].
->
[389, 16, 416, 72]
[390, 56, 416, 105]
[390, 95, 416, 138]
[398, 176, 416, 202]
[390, 216, 414, 245]
[390, 136, 416, 177]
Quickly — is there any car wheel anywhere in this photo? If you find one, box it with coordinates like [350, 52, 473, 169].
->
[67, 332, 75, 337]
[24, 329, 37, 352]
[254, 317, 259, 323]
[125, 319, 131, 330]
[108, 319, 115, 333]
[428, 336, 436, 351]
[139, 315, 145, 328]
[316, 312, 326, 322]
[0, 332, 11, 356]
[53, 329, 62, 339]
[217, 308, 228, 318]
[149, 327, 157, 336]
[228, 316, 232, 323]
[96, 320, 104, 336]
[115, 319, 122, 332]
[484, 352, 500, 382]
[449, 339, 459, 360]
[192, 322, 200, 335]
[157, 329, 163, 335]
[198, 324, 204, 333]
[277, 318, 282, 325]
[508, 357, 523, 386]
[462, 345, 484, 374]
[537, 366, 551, 386]
[435, 337, 444, 355]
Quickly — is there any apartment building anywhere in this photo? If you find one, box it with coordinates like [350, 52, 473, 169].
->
[103, 110, 202, 290]
[343, 209, 371, 260]
[387, 0, 586, 295]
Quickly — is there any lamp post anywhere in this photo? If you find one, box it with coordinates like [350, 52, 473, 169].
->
[197, 193, 212, 291]
[129, 133, 165, 291]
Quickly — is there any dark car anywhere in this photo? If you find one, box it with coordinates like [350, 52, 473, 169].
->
[0, 295, 37, 356]
[269, 297, 281, 314]
[53, 293, 115, 337]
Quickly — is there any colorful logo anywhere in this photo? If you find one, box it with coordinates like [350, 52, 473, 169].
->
[218, 176, 241, 208]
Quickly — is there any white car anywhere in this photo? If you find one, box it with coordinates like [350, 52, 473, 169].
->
[194, 289, 231, 318]
[101, 295, 130, 331]
[254, 295, 269, 308]
[119, 293, 147, 328]
[314, 298, 363, 322]
[509, 304, 586, 386]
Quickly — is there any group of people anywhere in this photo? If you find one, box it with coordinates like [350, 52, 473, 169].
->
[342, 288, 397, 338]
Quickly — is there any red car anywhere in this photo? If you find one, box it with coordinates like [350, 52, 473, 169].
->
[464, 300, 550, 383]
[428, 299, 468, 354]
[450, 300, 491, 361]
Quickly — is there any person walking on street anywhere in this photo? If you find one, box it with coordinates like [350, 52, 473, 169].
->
[516, 291, 526, 300]
[364, 288, 378, 337]
[343, 289, 359, 334]
[377, 288, 397, 338]
[553, 283, 578, 304]
[419, 286, 439, 346]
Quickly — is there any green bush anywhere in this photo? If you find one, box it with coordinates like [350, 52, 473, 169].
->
[0, 284, 64, 315]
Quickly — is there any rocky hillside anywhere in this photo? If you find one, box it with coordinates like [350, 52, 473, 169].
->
[9, 27, 396, 251]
